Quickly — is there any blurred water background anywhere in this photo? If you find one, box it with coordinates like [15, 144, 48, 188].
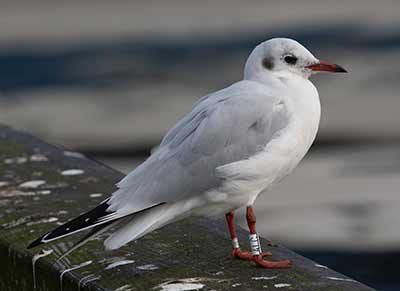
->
[1, 1, 399, 289]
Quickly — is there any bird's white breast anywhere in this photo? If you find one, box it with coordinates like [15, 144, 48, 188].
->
[195, 76, 321, 216]
[258, 76, 320, 196]
[273, 75, 321, 176]
[217, 76, 321, 208]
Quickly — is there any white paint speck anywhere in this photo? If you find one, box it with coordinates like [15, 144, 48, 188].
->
[326, 276, 356, 282]
[63, 151, 85, 159]
[80, 275, 101, 289]
[252, 276, 278, 281]
[3, 216, 30, 228]
[32, 249, 53, 289]
[19, 180, 46, 189]
[274, 283, 291, 288]
[27, 217, 58, 226]
[137, 264, 159, 271]
[232, 283, 241, 287]
[158, 283, 204, 291]
[315, 264, 328, 269]
[0, 190, 35, 197]
[155, 279, 205, 291]
[78, 274, 97, 291]
[60, 260, 93, 291]
[46, 217, 59, 223]
[114, 284, 132, 291]
[30, 154, 48, 162]
[61, 169, 84, 176]
[105, 260, 135, 270]
[36, 190, 51, 195]
[4, 157, 27, 164]
[0, 182, 9, 188]
[89, 193, 103, 198]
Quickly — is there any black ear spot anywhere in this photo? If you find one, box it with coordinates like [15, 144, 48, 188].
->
[262, 57, 274, 70]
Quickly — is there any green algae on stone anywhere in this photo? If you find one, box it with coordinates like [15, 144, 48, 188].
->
[0, 125, 376, 291]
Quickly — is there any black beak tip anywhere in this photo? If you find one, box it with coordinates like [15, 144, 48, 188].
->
[335, 64, 348, 73]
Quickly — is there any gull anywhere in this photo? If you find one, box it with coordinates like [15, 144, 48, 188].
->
[28, 38, 346, 268]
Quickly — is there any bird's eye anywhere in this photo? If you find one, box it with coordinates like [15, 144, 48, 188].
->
[284, 55, 298, 65]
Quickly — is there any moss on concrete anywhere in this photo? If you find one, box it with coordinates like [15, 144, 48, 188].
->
[0, 125, 375, 291]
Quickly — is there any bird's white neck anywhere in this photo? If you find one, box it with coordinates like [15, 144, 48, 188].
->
[245, 70, 321, 149]
[254, 71, 321, 148]
[282, 74, 321, 148]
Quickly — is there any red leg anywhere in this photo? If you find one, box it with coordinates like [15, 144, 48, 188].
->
[226, 211, 237, 240]
[246, 206, 293, 269]
[225, 211, 271, 261]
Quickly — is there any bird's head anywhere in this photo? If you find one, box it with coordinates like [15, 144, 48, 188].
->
[244, 38, 347, 82]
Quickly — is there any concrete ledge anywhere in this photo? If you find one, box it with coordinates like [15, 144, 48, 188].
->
[0, 124, 375, 291]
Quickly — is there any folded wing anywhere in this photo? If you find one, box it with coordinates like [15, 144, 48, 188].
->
[108, 81, 291, 215]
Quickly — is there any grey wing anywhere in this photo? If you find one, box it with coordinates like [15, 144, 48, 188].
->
[108, 85, 290, 215]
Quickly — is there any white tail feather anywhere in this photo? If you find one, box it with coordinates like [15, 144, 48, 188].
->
[104, 203, 185, 250]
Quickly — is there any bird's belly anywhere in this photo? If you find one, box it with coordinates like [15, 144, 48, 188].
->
[191, 137, 313, 217]
[216, 124, 317, 208]
[254, 119, 319, 197]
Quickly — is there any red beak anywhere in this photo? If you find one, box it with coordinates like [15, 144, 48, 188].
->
[306, 61, 347, 73]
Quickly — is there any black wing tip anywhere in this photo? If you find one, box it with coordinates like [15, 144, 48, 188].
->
[27, 235, 46, 249]
[27, 199, 113, 250]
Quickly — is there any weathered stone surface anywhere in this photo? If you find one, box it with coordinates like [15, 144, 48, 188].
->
[0, 125, 375, 291]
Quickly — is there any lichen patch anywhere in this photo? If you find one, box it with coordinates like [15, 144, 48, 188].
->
[63, 151, 85, 158]
[0, 181, 9, 188]
[315, 264, 328, 269]
[19, 180, 46, 189]
[30, 154, 48, 162]
[137, 264, 159, 271]
[154, 278, 205, 291]
[105, 260, 135, 270]
[4, 156, 27, 164]
[61, 169, 84, 176]
[326, 276, 356, 282]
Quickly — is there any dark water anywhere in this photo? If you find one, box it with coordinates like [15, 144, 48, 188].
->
[298, 249, 400, 290]
[0, 23, 399, 95]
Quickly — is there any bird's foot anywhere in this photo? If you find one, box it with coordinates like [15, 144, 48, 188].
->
[252, 254, 293, 269]
[231, 248, 272, 261]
